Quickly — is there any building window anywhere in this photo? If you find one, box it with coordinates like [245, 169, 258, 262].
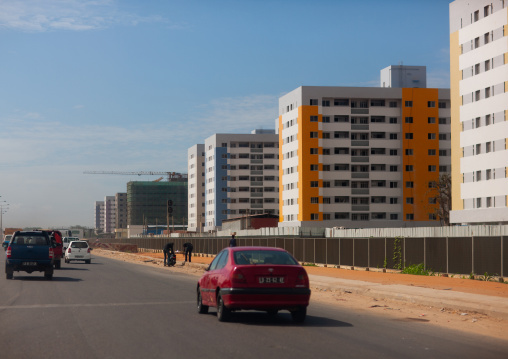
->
[406, 197, 414, 204]
[428, 165, 436, 172]
[439, 118, 447, 124]
[389, 101, 398, 108]
[310, 181, 319, 187]
[406, 181, 414, 188]
[405, 133, 413, 139]
[405, 117, 413, 123]
[485, 87, 490, 98]
[310, 164, 319, 171]
[390, 182, 398, 188]
[406, 213, 414, 220]
[405, 165, 413, 172]
[439, 150, 447, 156]
[390, 198, 398, 204]
[405, 101, 413, 107]
[322, 116, 330, 123]
[438, 102, 446, 109]
[429, 214, 437, 220]
[310, 148, 319, 155]
[310, 213, 319, 220]
[390, 149, 398, 156]
[310, 116, 319, 122]
[428, 133, 436, 140]
[428, 117, 436, 124]
[389, 117, 398, 123]
[390, 165, 398, 172]
[310, 132, 319, 138]
[439, 166, 447, 172]
[322, 100, 330, 107]
[310, 197, 319, 204]
[310, 99, 318, 106]
[428, 149, 436, 155]
[405, 149, 413, 155]
[334, 99, 349, 106]
[390, 214, 398, 220]
[390, 133, 398, 140]
[438, 134, 447, 140]
[427, 101, 436, 108]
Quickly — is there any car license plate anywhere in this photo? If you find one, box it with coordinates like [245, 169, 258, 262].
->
[22, 262, 37, 266]
[75, 255, 84, 258]
[259, 276, 284, 284]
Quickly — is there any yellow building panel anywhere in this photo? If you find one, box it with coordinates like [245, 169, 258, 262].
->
[298, 106, 321, 221]
[450, 30, 463, 211]
[402, 88, 440, 222]
[279, 115, 284, 222]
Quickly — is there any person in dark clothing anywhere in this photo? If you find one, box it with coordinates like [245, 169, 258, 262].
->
[163, 242, 174, 266]
[230, 234, 237, 247]
[183, 242, 193, 262]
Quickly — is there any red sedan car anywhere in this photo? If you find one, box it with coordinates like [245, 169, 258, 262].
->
[197, 246, 311, 322]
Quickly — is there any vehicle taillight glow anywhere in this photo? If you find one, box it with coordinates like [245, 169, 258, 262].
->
[6, 246, 11, 258]
[296, 268, 309, 287]
[68, 248, 71, 253]
[87, 248, 90, 253]
[232, 268, 246, 284]
[49, 248, 54, 259]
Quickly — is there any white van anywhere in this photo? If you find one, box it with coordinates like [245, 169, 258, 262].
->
[62, 237, 80, 252]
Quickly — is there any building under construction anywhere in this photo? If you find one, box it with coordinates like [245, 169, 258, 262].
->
[127, 179, 188, 227]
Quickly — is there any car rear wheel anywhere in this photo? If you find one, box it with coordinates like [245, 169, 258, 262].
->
[6, 267, 13, 280]
[216, 294, 230, 322]
[291, 307, 307, 323]
[197, 289, 209, 314]
[44, 268, 53, 280]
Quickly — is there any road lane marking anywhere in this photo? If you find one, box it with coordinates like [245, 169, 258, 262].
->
[0, 301, 194, 310]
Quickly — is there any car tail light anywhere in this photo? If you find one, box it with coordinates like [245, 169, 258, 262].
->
[6, 246, 11, 258]
[49, 248, 54, 259]
[296, 268, 309, 287]
[232, 268, 246, 284]
[87, 247, 90, 253]
[68, 248, 71, 253]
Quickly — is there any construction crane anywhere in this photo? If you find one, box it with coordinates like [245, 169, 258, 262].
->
[83, 171, 187, 181]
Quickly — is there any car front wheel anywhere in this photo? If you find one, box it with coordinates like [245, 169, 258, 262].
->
[197, 289, 209, 314]
[216, 294, 230, 322]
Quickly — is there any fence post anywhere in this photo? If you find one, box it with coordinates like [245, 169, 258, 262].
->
[446, 236, 449, 274]
[472, 236, 475, 275]
[424, 237, 426, 271]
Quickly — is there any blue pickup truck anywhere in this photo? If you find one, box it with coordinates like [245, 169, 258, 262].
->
[5, 231, 55, 280]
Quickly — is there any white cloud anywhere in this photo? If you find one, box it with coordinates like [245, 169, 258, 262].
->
[0, 0, 174, 32]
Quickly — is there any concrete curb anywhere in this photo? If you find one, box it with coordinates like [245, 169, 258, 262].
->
[309, 274, 508, 320]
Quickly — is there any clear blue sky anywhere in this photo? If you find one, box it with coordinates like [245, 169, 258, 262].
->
[0, 0, 451, 229]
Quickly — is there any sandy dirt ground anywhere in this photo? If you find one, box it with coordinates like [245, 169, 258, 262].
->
[92, 249, 508, 342]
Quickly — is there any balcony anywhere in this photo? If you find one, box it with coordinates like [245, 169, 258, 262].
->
[250, 193, 263, 197]
[351, 124, 369, 130]
[351, 156, 369, 162]
[250, 159, 263, 164]
[352, 189, 370, 195]
[250, 148, 263, 153]
[352, 205, 370, 211]
[250, 181, 263, 186]
[351, 108, 369, 114]
[351, 172, 369, 178]
[251, 204, 263, 209]
[351, 140, 369, 146]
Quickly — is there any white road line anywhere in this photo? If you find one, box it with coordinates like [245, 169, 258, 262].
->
[0, 301, 194, 310]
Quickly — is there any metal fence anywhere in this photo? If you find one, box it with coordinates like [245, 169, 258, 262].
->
[93, 235, 507, 277]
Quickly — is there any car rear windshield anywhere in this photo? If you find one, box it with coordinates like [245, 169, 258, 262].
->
[71, 241, 88, 248]
[233, 250, 298, 265]
[12, 234, 48, 246]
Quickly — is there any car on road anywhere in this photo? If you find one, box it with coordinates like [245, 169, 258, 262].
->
[5, 231, 55, 280]
[65, 240, 92, 264]
[2, 235, 12, 250]
[197, 246, 311, 322]
[62, 236, 80, 252]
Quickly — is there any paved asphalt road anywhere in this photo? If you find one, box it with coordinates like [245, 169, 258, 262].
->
[1, 253, 507, 359]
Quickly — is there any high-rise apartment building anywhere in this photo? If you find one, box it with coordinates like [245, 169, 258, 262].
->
[188, 130, 280, 232]
[115, 192, 127, 229]
[278, 80, 451, 228]
[188, 144, 205, 232]
[104, 196, 116, 233]
[94, 201, 104, 233]
[449, 0, 508, 224]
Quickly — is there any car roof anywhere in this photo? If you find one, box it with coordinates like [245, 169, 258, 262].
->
[228, 246, 287, 252]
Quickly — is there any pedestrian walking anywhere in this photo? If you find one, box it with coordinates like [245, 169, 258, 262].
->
[183, 242, 193, 262]
[230, 234, 237, 247]
[163, 242, 174, 266]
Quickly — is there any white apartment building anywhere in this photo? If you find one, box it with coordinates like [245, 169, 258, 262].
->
[449, 0, 508, 224]
[188, 130, 280, 232]
[104, 195, 116, 233]
[187, 144, 205, 232]
[278, 79, 451, 228]
[94, 201, 104, 232]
